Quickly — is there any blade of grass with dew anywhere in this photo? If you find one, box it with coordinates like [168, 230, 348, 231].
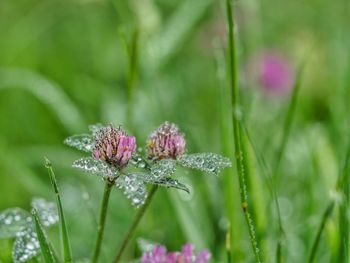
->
[0, 68, 85, 133]
[213, 38, 243, 261]
[45, 158, 73, 263]
[241, 133, 267, 255]
[242, 124, 280, 263]
[273, 60, 305, 263]
[225, 0, 261, 261]
[32, 209, 57, 263]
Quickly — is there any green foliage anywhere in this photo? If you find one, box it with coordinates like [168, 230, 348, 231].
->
[0, 0, 349, 262]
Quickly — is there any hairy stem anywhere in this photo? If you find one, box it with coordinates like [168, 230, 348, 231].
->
[226, 0, 262, 262]
[92, 181, 113, 263]
[113, 185, 158, 263]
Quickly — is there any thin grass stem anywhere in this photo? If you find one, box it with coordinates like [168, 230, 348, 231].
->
[225, 0, 262, 261]
[273, 61, 305, 263]
[308, 202, 335, 263]
[113, 185, 158, 263]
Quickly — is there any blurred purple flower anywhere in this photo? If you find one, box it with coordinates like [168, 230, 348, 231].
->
[147, 122, 186, 160]
[92, 125, 136, 169]
[141, 243, 211, 263]
[248, 51, 295, 95]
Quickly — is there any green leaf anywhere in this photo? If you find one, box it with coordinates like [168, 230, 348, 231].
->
[135, 173, 190, 193]
[115, 174, 147, 207]
[31, 198, 58, 228]
[64, 134, 94, 152]
[12, 227, 40, 263]
[72, 157, 119, 179]
[150, 159, 176, 178]
[177, 153, 231, 175]
[45, 158, 73, 263]
[32, 210, 56, 263]
[88, 123, 104, 136]
[0, 208, 32, 238]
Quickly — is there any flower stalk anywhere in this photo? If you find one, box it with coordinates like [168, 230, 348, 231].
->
[113, 185, 158, 263]
[92, 180, 114, 263]
[226, 0, 262, 262]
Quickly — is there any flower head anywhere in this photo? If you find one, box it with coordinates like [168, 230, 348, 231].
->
[245, 51, 295, 96]
[92, 125, 136, 169]
[257, 52, 294, 94]
[141, 243, 211, 263]
[147, 122, 186, 160]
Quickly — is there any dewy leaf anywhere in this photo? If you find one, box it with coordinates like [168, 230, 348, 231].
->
[130, 154, 150, 169]
[64, 134, 94, 152]
[12, 227, 40, 263]
[88, 123, 104, 136]
[115, 174, 148, 207]
[150, 159, 176, 178]
[73, 157, 119, 179]
[135, 173, 190, 193]
[31, 199, 59, 228]
[178, 153, 231, 176]
[32, 210, 57, 263]
[0, 208, 32, 238]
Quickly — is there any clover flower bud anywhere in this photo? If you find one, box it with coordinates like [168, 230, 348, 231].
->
[147, 122, 186, 160]
[92, 125, 136, 169]
[141, 243, 211, 263]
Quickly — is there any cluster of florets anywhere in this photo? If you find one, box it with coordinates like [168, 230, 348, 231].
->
[141, 243, 211, 263]
[92, 125, 136, 169]
[147, 122, 186, 160]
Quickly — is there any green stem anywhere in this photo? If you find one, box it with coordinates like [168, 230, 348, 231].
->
[226, 223, 232, 263]
[92, 181, 113, 263]
[113, 185, 158, 263]
[308, 202, 335, 263]
[226, 0, 261, 262]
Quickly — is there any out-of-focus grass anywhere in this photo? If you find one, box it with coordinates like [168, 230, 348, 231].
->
[0, 0, 349, 262]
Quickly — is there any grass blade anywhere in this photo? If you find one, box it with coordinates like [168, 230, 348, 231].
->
[308, 202, 335, 263]
[32, 209, 56, 263]
[308, 139, 350, 262]
[337, 140, 350, 262]
[273, 60, 305, 263]
[225, 0, 262, 261]
[273, 61, 305, 177]
[214, 39, 243, 261]
[45, 158, 73, 263]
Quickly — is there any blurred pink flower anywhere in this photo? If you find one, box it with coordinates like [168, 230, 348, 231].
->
[247, 51, 295, 95]
[147, 122, 186, 160]
[141, 243, 211, 263]
[92, 125, 136, 169]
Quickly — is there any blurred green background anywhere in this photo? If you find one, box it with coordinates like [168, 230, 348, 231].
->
[0, 0, 349, 262]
